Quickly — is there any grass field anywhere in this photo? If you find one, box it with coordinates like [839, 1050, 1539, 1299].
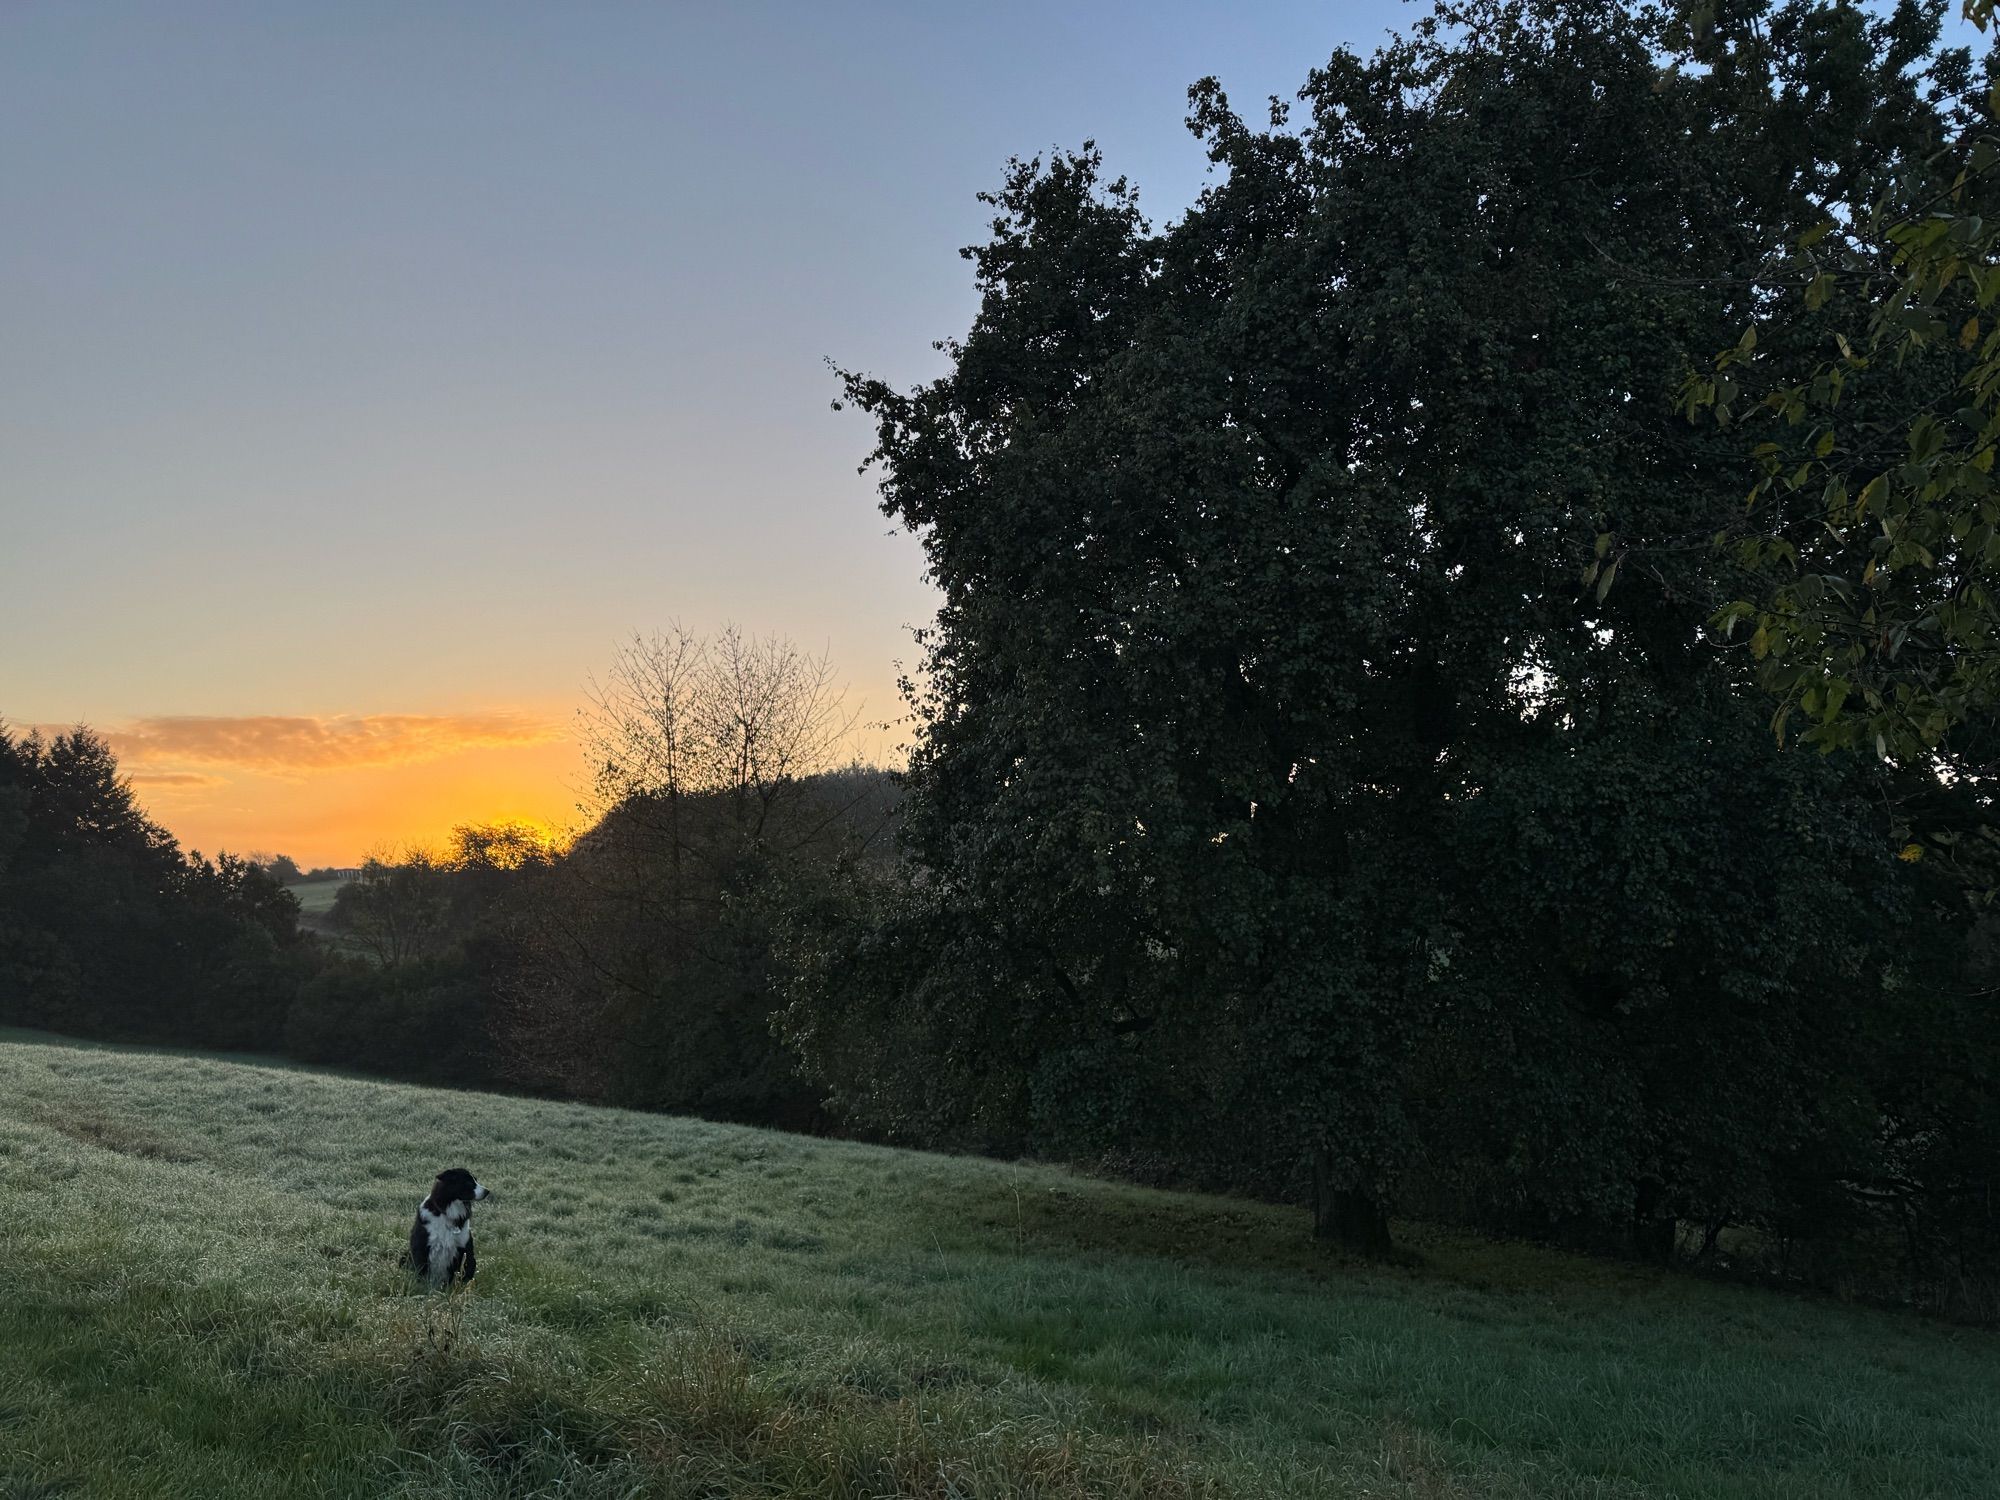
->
[283, 878, 372, 957]
[284, 878, 353, 943]
[0, 1032, 1995, 1498]
[284, 879, 347, 921]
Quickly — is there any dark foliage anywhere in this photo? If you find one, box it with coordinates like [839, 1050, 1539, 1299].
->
[284, 949, 499, 1087]
[258, 853, 303, 884]
[784, 0, 2000, 1303]
[497, 767, 899, 1127]
[0, 723, 308, 1050]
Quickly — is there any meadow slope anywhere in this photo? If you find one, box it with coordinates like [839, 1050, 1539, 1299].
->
[0, 1032, 1994, 1499]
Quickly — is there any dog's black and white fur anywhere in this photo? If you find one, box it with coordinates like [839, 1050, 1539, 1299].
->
[409, 1167, 491, 1287]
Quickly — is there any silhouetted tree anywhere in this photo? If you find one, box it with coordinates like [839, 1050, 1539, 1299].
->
[791, 0, 1981, 1257]
[332, 849, 454, 968]
[259, 852, 304, 885]
[500, 628, 884, 1121]
[0, 721, 305, 1045]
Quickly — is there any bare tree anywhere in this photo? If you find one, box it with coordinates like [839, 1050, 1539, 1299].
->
[572, 626, 866, 940]
[497, 625, 882, 1112]
[582, 624, 857, 822]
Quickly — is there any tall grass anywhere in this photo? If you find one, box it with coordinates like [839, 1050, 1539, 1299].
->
[0, 1029, 1995, 1497]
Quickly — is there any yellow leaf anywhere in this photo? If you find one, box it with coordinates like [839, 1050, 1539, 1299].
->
[1899, 843, 1925, 862]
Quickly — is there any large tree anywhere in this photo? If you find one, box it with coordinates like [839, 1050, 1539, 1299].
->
[793, 0, 1975, 1253]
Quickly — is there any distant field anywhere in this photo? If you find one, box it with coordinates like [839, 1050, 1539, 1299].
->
[284, 879, 374, 957]
[0, 1032, 1995, 1498]
[285, 878, 347, 921]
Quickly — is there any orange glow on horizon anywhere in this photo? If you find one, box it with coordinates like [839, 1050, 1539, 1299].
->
[97, 715, 585, 869]
[26, 691, 907, 870]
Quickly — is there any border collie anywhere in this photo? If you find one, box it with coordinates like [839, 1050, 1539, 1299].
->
[409, 1167, 491, 1287]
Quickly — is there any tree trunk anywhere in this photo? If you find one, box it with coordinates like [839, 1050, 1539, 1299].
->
[1312, 1149, 1393, 1255]
[1630, 1177, 1677, 1263]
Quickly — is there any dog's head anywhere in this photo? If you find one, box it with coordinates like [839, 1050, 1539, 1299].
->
[426, 1167, 491, 1221]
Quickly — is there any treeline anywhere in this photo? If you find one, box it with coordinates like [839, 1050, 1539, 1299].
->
[0, 628, 900, 1125]
[254, 855, 354, 885]
[0, 727, 310, 1050]
[288, 763, 899, 1119]
[0, 714, 895, 1105]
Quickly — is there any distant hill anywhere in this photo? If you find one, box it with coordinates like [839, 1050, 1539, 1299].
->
[568, 762, 903, 867]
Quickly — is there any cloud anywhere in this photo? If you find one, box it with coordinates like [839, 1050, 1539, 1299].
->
[100, 713, 567, 777]
[126, 771, 226, 788]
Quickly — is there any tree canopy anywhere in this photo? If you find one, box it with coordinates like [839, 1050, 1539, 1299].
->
[790, 0, 1991, 1264]
[1676, 7, 1998, 771]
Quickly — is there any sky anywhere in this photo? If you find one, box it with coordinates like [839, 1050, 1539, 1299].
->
[4, 0, 1410, 864]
